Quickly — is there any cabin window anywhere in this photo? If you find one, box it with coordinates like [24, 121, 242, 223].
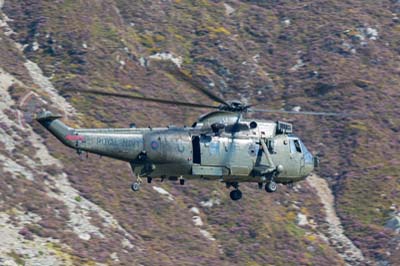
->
[290, 139, 302, 153]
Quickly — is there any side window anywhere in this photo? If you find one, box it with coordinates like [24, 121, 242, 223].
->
[290, 139, 302, 153]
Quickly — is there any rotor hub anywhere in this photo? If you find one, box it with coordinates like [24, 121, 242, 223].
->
[218, 100, 250, 112]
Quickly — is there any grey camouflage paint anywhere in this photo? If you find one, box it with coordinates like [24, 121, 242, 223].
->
[37, 110, 315, 184]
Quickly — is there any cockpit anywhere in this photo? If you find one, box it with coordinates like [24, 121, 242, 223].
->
[288, 135, 314, 165]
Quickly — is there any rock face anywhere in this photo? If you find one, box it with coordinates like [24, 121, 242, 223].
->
[0, 0, 399, 265]
[307, 174, 366, 265]
[296, 213, 308, 226]
[386, 215, 400, 234]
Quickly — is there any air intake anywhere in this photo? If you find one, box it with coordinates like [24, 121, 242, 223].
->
[276, 121, 293, 134]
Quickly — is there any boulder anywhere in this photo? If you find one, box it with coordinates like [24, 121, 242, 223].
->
[385, 216, 400, 233]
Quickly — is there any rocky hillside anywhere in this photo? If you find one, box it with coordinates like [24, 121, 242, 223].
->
[0, 0, 399, 265]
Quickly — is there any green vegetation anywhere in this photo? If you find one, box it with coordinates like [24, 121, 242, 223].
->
[1, 0, 399, 265]
[7, 251, 25, 265]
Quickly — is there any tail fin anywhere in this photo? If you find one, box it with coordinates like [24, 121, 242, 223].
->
[36, 110, 75, 148]
[36, 110, 62, 123]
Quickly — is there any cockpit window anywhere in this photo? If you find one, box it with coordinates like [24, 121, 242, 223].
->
[299, 140, 309, 154]
[289, 139, 302, 153]
[299, 139, 313, 163]
[300, 141, 314, 164]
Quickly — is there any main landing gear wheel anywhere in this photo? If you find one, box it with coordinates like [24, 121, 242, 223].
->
[265, 181, 277, 193]
[230, 189, 242, 201]
[131, 182, 140, 191]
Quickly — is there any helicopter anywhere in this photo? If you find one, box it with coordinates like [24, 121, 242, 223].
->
[36, 68, 349, 201]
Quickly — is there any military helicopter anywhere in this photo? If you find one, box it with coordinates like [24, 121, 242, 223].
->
[37, 68, 348, 201]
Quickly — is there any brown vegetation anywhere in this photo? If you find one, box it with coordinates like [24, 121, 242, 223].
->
[0, 0, 399, 265]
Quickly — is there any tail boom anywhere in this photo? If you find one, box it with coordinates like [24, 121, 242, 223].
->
[37, 110, 143, 161]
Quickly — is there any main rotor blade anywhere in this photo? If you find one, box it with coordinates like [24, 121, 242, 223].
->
[154, 61, 229, 106]
[64, 89, 220, 109]
[249, 108, 357, 117]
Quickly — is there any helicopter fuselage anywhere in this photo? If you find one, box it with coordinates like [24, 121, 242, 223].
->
[37, 110, 315, 186]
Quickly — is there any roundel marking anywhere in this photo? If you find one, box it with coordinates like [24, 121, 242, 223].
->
[151, 140, 160, 150]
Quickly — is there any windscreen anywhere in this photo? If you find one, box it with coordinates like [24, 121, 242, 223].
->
[299, 139, 313, 163]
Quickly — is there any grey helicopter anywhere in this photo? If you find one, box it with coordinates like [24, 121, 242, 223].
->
[37, 68, 349, 201]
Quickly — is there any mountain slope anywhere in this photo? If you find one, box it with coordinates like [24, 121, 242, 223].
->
[0, 0, 399, 265]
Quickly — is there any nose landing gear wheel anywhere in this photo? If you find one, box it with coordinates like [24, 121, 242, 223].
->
[131, 176, 143, 192]
[230, 189, 242, 201]
[265, 181, 277, 193]
[131, 182, 140, 191]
